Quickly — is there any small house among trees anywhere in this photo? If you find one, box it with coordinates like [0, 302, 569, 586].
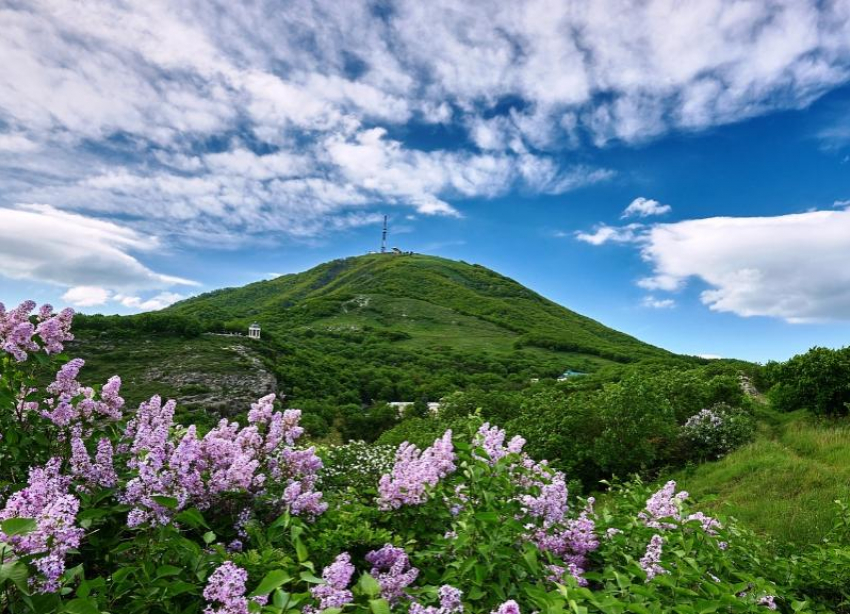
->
[248, 322, 261, 340]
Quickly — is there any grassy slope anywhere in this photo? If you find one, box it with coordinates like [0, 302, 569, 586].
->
[166, 253, 672, 363]
[674, 406, 850, 545]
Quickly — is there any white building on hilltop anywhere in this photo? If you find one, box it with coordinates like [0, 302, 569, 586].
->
[248, 323, 261, 339]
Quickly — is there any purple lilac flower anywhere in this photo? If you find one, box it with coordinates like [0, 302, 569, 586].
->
[474, 423, 525, 465]
[0, 459, 84, 593]
[639, 481, 722, 538]
[203, 561, 250, 614]
[410, 585, 464, 614]
[520, 473, 568, 526]
[377, 431, 456, 510]
[365, 544, 419, 604]
[120, 394, 326, 526]
[639, 481, 689, 529]
[491, 600, 521, 614]
[70, 432, 118, 490]
[640, 534, 666, 582]
[605, 528, 622, 539]
[307, 553, 355, 612]
[757, 595, 778, 610]
[41, 360, 125, 428]
[0, 302, 74, 362]
[686, 511, 722, 535]
[526, 495, 598, 587]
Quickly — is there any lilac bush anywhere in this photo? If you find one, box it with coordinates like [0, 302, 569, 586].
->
[0, 298, 834, 613]
[681, 403, 755, 460]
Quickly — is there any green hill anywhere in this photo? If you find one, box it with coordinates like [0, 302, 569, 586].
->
[166, 253, 669, 362]
[70, 253, 687, 433]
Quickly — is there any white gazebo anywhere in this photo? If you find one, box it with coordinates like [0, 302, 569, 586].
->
[248, 323, 261, 339]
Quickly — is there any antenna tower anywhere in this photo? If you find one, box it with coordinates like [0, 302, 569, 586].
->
[381, 215, 388, 253]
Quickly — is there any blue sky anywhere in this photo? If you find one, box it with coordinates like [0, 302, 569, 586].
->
[2, 0, 850, 362]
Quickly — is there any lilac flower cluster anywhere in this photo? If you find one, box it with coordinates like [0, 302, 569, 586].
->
[70, 432, 118, 490]
[120, 393, 326, 527]
[491, 600, 521, 614]
[307, 552, 356, 613]
[640, 481, 721, 536]
[377, 430, 456, 510]
[511, 449, 598, 586]
[0, 459, 84, 593]
[410, 585, 464, 614]
[639, 534, 666, 582]
[0, 301, 74, 362]
[203, 561, 252, 614]
[41, 358, 125, 428]
[474, 422, 525, 465]
[528, 496, 599, 586]
[365, 544, 420, 604]
[757, 595, 778, 610]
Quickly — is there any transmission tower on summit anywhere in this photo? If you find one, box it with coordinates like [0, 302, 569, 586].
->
[381, 215, 388, 253]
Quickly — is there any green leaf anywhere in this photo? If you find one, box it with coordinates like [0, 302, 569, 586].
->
[202, 531, 216, 545]
[1, 517, 37, 536]
[370, 598, 391, 614]
[64, 598, 101, 614]
[166, 581, 198, 597]
[0, 561, 28, 584]
[156, 565, 183, 578]
[474, 511, 500, 523]
[249, 569, 292, 597]
[295, 537, 309, 562]
[174, 508, 209, 529]
[299, 571, 323, 584]
[151, 495, 179, 509]
[358, 573, 381, 598]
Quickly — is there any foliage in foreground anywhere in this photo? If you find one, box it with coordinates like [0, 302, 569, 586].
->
[1, 301, 849, 614]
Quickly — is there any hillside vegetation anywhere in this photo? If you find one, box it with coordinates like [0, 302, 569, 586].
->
[69, 254, 696, 437]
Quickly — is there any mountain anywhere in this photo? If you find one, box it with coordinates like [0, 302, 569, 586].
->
[165, 253, 669, 362]
[70, 254, 684, 430]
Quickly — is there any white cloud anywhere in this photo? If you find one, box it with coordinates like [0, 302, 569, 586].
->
[622, 197, 672, 218]
[697, 353, 722, 360]
[575, 223, 644, 246]
[62, 286, 112, 307]
[641, 295, 676, 309]
[639, 207, 850, 322]
[0, 0, 846, 249]
[115, 292, 186, 311]
[0, 204, 197, 292]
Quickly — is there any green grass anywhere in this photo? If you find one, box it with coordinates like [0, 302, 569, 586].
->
[674, 406, 850, 546]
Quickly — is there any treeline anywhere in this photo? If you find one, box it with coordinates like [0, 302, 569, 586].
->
[762, 346, 850, 416]
[74, 313, 205, 338]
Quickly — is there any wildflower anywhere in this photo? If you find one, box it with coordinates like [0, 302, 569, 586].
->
[365, 544, 419, 604]
[640, 535, 666, 582]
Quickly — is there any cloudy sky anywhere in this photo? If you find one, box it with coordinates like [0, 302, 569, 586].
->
[2, 0, 850, 361]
